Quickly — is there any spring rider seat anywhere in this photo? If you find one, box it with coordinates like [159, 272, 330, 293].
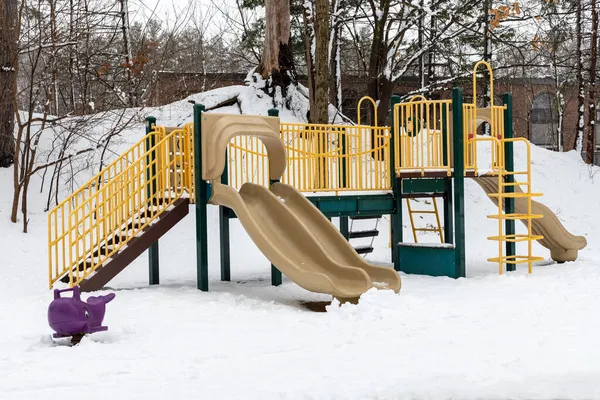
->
[48, 286, 115, 344]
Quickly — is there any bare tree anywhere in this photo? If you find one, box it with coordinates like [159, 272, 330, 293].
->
[0, 0, 18, 168]
[585, 0, 598, 163]
[575, 0, 585, 153]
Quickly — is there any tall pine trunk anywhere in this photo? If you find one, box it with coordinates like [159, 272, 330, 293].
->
[585, 3, 598, 164]
[313, 0, 329, 124]
[258, 0, 297, 106]
[575, 0, 585, 153]
[366, 2, 391, 126]
[0, 0, 17, 168]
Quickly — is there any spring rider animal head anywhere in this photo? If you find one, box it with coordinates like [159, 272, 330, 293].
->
[48, 286, 115, 344]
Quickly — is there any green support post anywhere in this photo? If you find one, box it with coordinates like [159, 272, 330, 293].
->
[451, 88, 466, 278]
[341, 127, 348, 189]
[145, 117, 159, 285]
[268, 108, 283, 286]
[441, 106, 454, 244]
[502, 93, 516, 271]
[389, 95, 402, 270]
[339, 217, 349, 240]
[194, 104, 209, 291]
[219, 147, 231, 281]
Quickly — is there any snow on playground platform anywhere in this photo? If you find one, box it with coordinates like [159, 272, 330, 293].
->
[1, 87, 600, 399]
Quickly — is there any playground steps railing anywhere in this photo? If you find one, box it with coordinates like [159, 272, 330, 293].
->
[406, 197, 444, 243]
[48, 127, 192, 290]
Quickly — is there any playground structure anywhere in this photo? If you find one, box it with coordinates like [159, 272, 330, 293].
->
[47, 61, 587, 298]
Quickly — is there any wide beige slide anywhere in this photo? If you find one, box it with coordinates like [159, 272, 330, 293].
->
[201, 112, 400, 300]
[271, 182, 401, 292]
[474, 177, 587, 262]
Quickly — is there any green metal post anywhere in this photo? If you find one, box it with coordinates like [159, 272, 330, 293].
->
[389, 95, 402, 270]
[441, 107, 454, 244]
[268, 108, 283, 286]
[194, 104, 209, 291]
[503, 93, 516, 271]
[219, 147, 231, 281]
[339, 217, 349, 240]
[341, 127, 348, 188]
[145, 117, 159, 285]
[451, 88, 466, 278]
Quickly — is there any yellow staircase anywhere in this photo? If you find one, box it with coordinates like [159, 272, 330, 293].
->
[406, 197, 444, 243]
[47, 124, 193, 290]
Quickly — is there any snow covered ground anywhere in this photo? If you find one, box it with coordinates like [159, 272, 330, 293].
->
[1, 86, 600, 399]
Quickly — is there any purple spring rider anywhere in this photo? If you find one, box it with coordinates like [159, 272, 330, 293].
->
[48, 286, 115, 344]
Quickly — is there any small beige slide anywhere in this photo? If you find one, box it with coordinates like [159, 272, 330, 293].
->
[474, 177, 587, 262]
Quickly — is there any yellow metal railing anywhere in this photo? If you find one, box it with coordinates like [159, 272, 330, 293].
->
[48, 128, 192, 288]
[393, 98, 452, 176]
[479, 136, 544, 274]
[228, 123, 392, 192]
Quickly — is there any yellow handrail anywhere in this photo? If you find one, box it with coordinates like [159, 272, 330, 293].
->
[472, 60, 494, 107]
[48, 128, 192, 288]
[357, 96, 378, 127]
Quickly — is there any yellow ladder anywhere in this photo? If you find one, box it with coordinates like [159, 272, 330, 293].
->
[406, 197, 444, 243]
[486, 139, 544, 274]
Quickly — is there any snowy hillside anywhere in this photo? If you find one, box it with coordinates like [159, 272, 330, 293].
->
[1, 86, 600, 399]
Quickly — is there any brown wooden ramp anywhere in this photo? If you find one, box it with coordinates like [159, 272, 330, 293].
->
[69, 198, 190, 292]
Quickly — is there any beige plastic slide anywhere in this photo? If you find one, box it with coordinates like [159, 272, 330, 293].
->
[201, 112, 400, 301]
[474, 177, 587, 262]
[271, 182, 401, 292]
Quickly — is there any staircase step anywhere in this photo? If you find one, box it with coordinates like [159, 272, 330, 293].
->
[349, 215, 382, 220]
[106, 234, 127, 246]
[354, 245, 374, 255]
[59, 260, 93, 283]
[78, 198, 189, 292]
[348, 229, 379, 239]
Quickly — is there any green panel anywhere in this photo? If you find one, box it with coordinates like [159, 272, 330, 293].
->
[358, 196, 394, 212]
[402, 178, 446, 194]
[398, 244, 457, 278]
[316, 198, 358, 214]
[307, 194, 395, 217]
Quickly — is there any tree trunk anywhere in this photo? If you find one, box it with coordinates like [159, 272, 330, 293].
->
[575, 0, 585, 153]
[366, 2, 391, 126]
[313, 0, 329, 125]
[0, 0, 17, 168]
[302, 0, 315, 121]
[258, 0, 297, 105]
[585, 4, 598, 164]
[120, 0, 135, 107]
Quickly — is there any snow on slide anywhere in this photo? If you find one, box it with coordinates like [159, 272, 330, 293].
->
[208, 182, 400, 300]
[474, 176, 587, 262]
